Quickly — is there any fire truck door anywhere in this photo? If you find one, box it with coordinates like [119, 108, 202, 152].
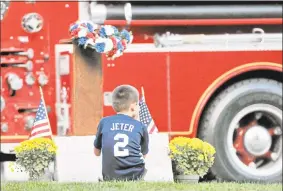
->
[102, 52, 170, 133]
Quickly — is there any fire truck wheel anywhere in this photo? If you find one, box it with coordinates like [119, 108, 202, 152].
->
[199, 78, 282, 183]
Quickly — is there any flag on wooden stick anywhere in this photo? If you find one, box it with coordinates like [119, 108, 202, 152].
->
[29, 87, 52, 140]
[139, 87, 158, 134]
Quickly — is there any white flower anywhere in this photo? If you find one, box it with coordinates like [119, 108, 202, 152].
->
[92, 24, 99, 30]
[84, 38, 95, 49]
[85, 21, 99, 31]
[95, 37, 113, 53]
[129, 35, 134, 44]
[104, 25, 115, 36]
[78, 28, 88, 38]
[94, 37, 105, 44]
[111, 50, 123, 60]
[104, 39, 114, 52]
[77, 25, 85, 30]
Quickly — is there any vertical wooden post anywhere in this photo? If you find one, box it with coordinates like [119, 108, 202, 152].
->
[71, 45, 103, 135]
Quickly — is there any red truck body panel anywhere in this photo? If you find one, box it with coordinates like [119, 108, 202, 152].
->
[1, 2, 282, 143]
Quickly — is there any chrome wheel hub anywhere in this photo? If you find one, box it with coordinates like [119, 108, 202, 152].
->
[244, 125, 272, 156]
[227, 103, 282, 177]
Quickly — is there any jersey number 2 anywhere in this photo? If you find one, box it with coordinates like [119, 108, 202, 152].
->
[114, 133, 129, 157]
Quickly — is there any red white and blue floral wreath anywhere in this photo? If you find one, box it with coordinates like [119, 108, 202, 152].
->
[69, 21, 133, 60]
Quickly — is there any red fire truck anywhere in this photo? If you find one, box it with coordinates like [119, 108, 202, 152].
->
[1, 1, 282, 182]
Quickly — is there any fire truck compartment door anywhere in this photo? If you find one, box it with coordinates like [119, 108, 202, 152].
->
[103, 52, 170, 132]
[55, 44, 73, 135]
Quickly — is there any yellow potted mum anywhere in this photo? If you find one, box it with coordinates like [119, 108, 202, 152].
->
[12, 138, 57, 181]
[169, 137, 216, 183]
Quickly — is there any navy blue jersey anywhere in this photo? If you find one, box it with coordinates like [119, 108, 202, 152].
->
[93, 114, 149, 181]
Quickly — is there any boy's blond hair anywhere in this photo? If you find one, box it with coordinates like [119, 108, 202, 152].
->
[112, 85, 139, 112]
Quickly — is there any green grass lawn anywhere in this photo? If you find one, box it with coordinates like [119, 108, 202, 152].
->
[1, 182, 282, 191]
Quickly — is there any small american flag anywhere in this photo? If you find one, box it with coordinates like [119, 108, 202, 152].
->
[29, 97, 52, 140]
[139, 95, 158, 134]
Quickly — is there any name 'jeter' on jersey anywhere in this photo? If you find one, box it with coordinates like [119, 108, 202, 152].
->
[94, 114, 149, 180]
[110, 122, 135, 132]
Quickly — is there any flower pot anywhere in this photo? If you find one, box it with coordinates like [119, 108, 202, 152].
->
[29, 161, 55, 181]
[175, 175, 199, 183]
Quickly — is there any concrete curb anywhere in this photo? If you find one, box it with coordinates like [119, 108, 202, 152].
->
[1, 134, 173, 182]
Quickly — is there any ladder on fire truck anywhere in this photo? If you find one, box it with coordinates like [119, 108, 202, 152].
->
[153, 28, 282, 48]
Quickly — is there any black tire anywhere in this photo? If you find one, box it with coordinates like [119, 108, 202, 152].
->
[198, 78, 282, 183]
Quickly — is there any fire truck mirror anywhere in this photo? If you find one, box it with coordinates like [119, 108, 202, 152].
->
[1, 123, 8, 133]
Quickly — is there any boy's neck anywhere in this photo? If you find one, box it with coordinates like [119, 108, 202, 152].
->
[117, 111, 133, 118]
[117, 111, 131, 116]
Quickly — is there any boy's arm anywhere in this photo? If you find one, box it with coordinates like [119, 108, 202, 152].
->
[93, 120, 103, 156]
[141, 125, 149, 157]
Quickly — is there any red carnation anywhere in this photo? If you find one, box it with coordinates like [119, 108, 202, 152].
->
[106, 49, 116, 58]
[121, 39, 127, 49]
[81, 23, 87, 27]
[70, 28, 80, 38]
[86, 32, 95, 39]
[110, 37, 117, 49]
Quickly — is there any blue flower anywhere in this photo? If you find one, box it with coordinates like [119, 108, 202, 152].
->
[99, 27, 107, 38]
[112, 26, 119, 35]
[78, 37, 88, 46]
[121, 29, 131, 43]
[86, 22, 94, 32]
[117, 41, 124, 51]
[115, 36, 122, 41]
[94, 42, 106, 53]
[69, 23, 78, 32]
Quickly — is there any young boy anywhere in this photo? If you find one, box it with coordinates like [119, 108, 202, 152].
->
[93, 85, 149, 181]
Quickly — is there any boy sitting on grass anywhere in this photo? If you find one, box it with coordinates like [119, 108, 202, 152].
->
[94, 85, 149, 181]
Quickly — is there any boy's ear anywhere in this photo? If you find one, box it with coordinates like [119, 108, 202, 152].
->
[130, 103, 135, 111]
[130, 102, 137, 111]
